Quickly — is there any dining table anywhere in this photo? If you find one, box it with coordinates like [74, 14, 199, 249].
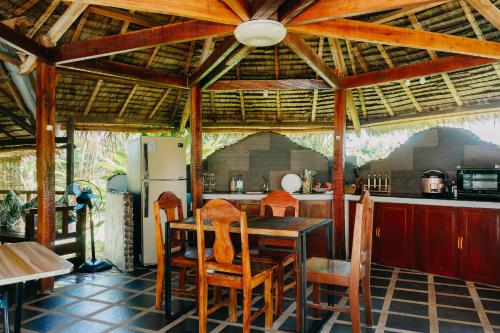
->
[164, 215, 334, 333]
[0, 242, 73, 333]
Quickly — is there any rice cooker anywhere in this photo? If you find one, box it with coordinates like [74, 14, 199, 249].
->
[422, 170, 447, 196]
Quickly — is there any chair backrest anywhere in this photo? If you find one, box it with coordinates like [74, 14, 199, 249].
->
[153, 191, 184, 259]
[349, 191, 374, 284]
[259, 190, 299, 217]
[196, 199, 251, 280]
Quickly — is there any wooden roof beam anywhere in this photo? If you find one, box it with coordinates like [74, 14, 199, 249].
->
[148, 88, 171, 119]
[284, 33, 342, 89]
[61, 59, 187, 89]
[19, 2, 88, 73]
[352, 47, 395, 116]
[311, 36, 323, 122]
[27, 0, 62, 39]
[460, 0, 500, 79]
[52, 20, 234, 64]
[345, 39, 367, 119]
[328, 38, 361, 132]
[279, 0, 317, 24]
[88, 6, 159, 27]
[408, 14, 463, 106]
[287, 19, 500, 59]
[466, 0, 500, 31]
[251, 0, 287, 19]
[341, 55, 498, 89]
[64, 0, 242, 25]
[287, 0, 443, 25]
[0, 22, 49, 61]
[223, 0, 251, 21]
[206, 79, 331, 90]
[371, 1, 449, 24]
[376, 44, 423, 112]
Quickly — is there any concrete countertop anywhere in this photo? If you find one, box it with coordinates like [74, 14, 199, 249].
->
[202, 192, 333, 201]
[345, 194, 500, 209]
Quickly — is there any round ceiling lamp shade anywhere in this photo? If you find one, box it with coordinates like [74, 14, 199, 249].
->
[234, 20, 287, 47]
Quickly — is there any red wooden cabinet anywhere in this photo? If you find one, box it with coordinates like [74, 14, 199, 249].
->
[459, 208, 500, 285]
[374, 202, 414, 269]
[415, 205, 460, 278]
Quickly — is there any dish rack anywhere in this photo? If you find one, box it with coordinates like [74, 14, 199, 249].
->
[364, 171, 391, 196]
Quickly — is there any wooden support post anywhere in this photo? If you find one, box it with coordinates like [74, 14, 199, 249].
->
[333, 89, 346, 259]
[66, 117, 75, 188]
[36, 60, 57, 291]
[190, 85, 203, 212]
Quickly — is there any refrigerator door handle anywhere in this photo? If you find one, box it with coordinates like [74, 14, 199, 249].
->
[143, 143, 149, 179]
[144, 181, 149, 218]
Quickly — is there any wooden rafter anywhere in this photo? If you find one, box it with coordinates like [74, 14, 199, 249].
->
[0, 65, 35, 126]
[64, 0, 242, 25]
[0, 23, 49, 60]
[19, 2, 88, 74]
[311, 37, 323, 122]
[376, 44, 423, 112]
[466, 0, 500, 31]
[83, 80, 103, 115]
[287, 0, 443, 25]
[279, 0, 317, 24]
[284, 33, 342, 89]
[206, 79, 331, 91]
[236, 64, 246, 121]
[169, 41, 195, 122]
[250, 0, 287, 19]
[170, 91, 183, 123]
[88, 6, 159, 27]
[223, 0, 250, 21]
[0, 106, 35, 136]
[371, 1, 449, 24]
[179, 92, 191, 133]
[459, 0, 500, 78]
[345, 40, 367, 119]
[52, 20, 234, 64]
[27, 0, 62, 38]
[70, 9, 90, 43]
[10, 0, 41, 18]
[0, 50, 21, 66]
[287, 19, 500, 59]
[341, 55, 498, 89]
[329, 38, 361, 132]
[62, 59, 186, 89]
[148, 88, 171, 119]
[408, 14, 463, 106]
[352, 47, 395, 116]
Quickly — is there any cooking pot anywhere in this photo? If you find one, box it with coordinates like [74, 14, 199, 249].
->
[422, 170, 447, 195]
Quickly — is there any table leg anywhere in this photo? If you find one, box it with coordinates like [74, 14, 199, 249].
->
[297, 232, 307, 333]
[326, 223, 334, 306]
[14, 282, 23, 333]
[0, 291, 9, 333]
[165, 222, 172, 321]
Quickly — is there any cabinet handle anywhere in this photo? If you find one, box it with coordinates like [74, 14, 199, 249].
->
[460, 236, 464, 250]
[457, 238, 460, 249]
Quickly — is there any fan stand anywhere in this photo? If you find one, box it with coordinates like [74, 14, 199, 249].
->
[77, 210, 112, 273]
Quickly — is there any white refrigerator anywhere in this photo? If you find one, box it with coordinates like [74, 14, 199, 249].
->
[127, 136, 187, 266]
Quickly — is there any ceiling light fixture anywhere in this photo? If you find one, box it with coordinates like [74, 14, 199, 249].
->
[234, 20, 287, 47]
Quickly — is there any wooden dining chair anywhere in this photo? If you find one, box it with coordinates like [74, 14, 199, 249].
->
[257, 190, 300, 315]
[153, 191, 212, 310]
[196, 199, 276, 333]
[307, 191, 374, 333]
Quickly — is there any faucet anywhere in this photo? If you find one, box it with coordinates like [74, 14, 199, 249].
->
[259, 174, 270, 193]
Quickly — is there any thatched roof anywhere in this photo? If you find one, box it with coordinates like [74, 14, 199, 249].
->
[0, 0, 499, 144]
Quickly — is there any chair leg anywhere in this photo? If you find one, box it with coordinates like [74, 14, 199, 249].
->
[264, 275, 273, 330]
[275, 265, 284, 315]
[348, 284, 361, 333]
[228, 288, 237, 322]
[242, 287, 252, 333]
[198, 280, 208, 333]
[194, 266, 199, 316]
[155, 260, 165, 310]
[213, 286, 221, 304]
[312, 282, 321, 318]
[178, 268, 186, 290]
[362, 275, 373, 327]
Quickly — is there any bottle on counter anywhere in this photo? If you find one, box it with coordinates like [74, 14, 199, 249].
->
[452, 181, 458, 199]
[230, 177, 236, 192]
[236, 175, 244, 193]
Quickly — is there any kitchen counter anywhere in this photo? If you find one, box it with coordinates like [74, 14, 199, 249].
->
[203, 192, 333, 201]
[345, 194, 500, 209]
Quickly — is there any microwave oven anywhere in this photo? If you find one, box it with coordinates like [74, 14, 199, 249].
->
[457, 167, 500, 201]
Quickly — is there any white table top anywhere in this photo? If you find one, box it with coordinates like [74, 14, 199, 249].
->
[0, 242, 73, 286]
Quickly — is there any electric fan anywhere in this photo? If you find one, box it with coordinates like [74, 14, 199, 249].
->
[65, 180, 111, 272]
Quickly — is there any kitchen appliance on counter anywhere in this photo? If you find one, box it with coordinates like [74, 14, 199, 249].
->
[422, 170, 447, 197]
[127, 136, 187, 266]
[457, 166, 500, 201]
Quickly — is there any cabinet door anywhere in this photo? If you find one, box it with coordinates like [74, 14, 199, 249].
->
[418, 206, 459, 277]
[460, 208, 500, 285]
[375, 203, 414, 269]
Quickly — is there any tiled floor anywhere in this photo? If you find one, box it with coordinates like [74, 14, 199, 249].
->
[1, 264, 499, 332]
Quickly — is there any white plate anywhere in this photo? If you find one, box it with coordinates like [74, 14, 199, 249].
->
[281, 174, 302, 193]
